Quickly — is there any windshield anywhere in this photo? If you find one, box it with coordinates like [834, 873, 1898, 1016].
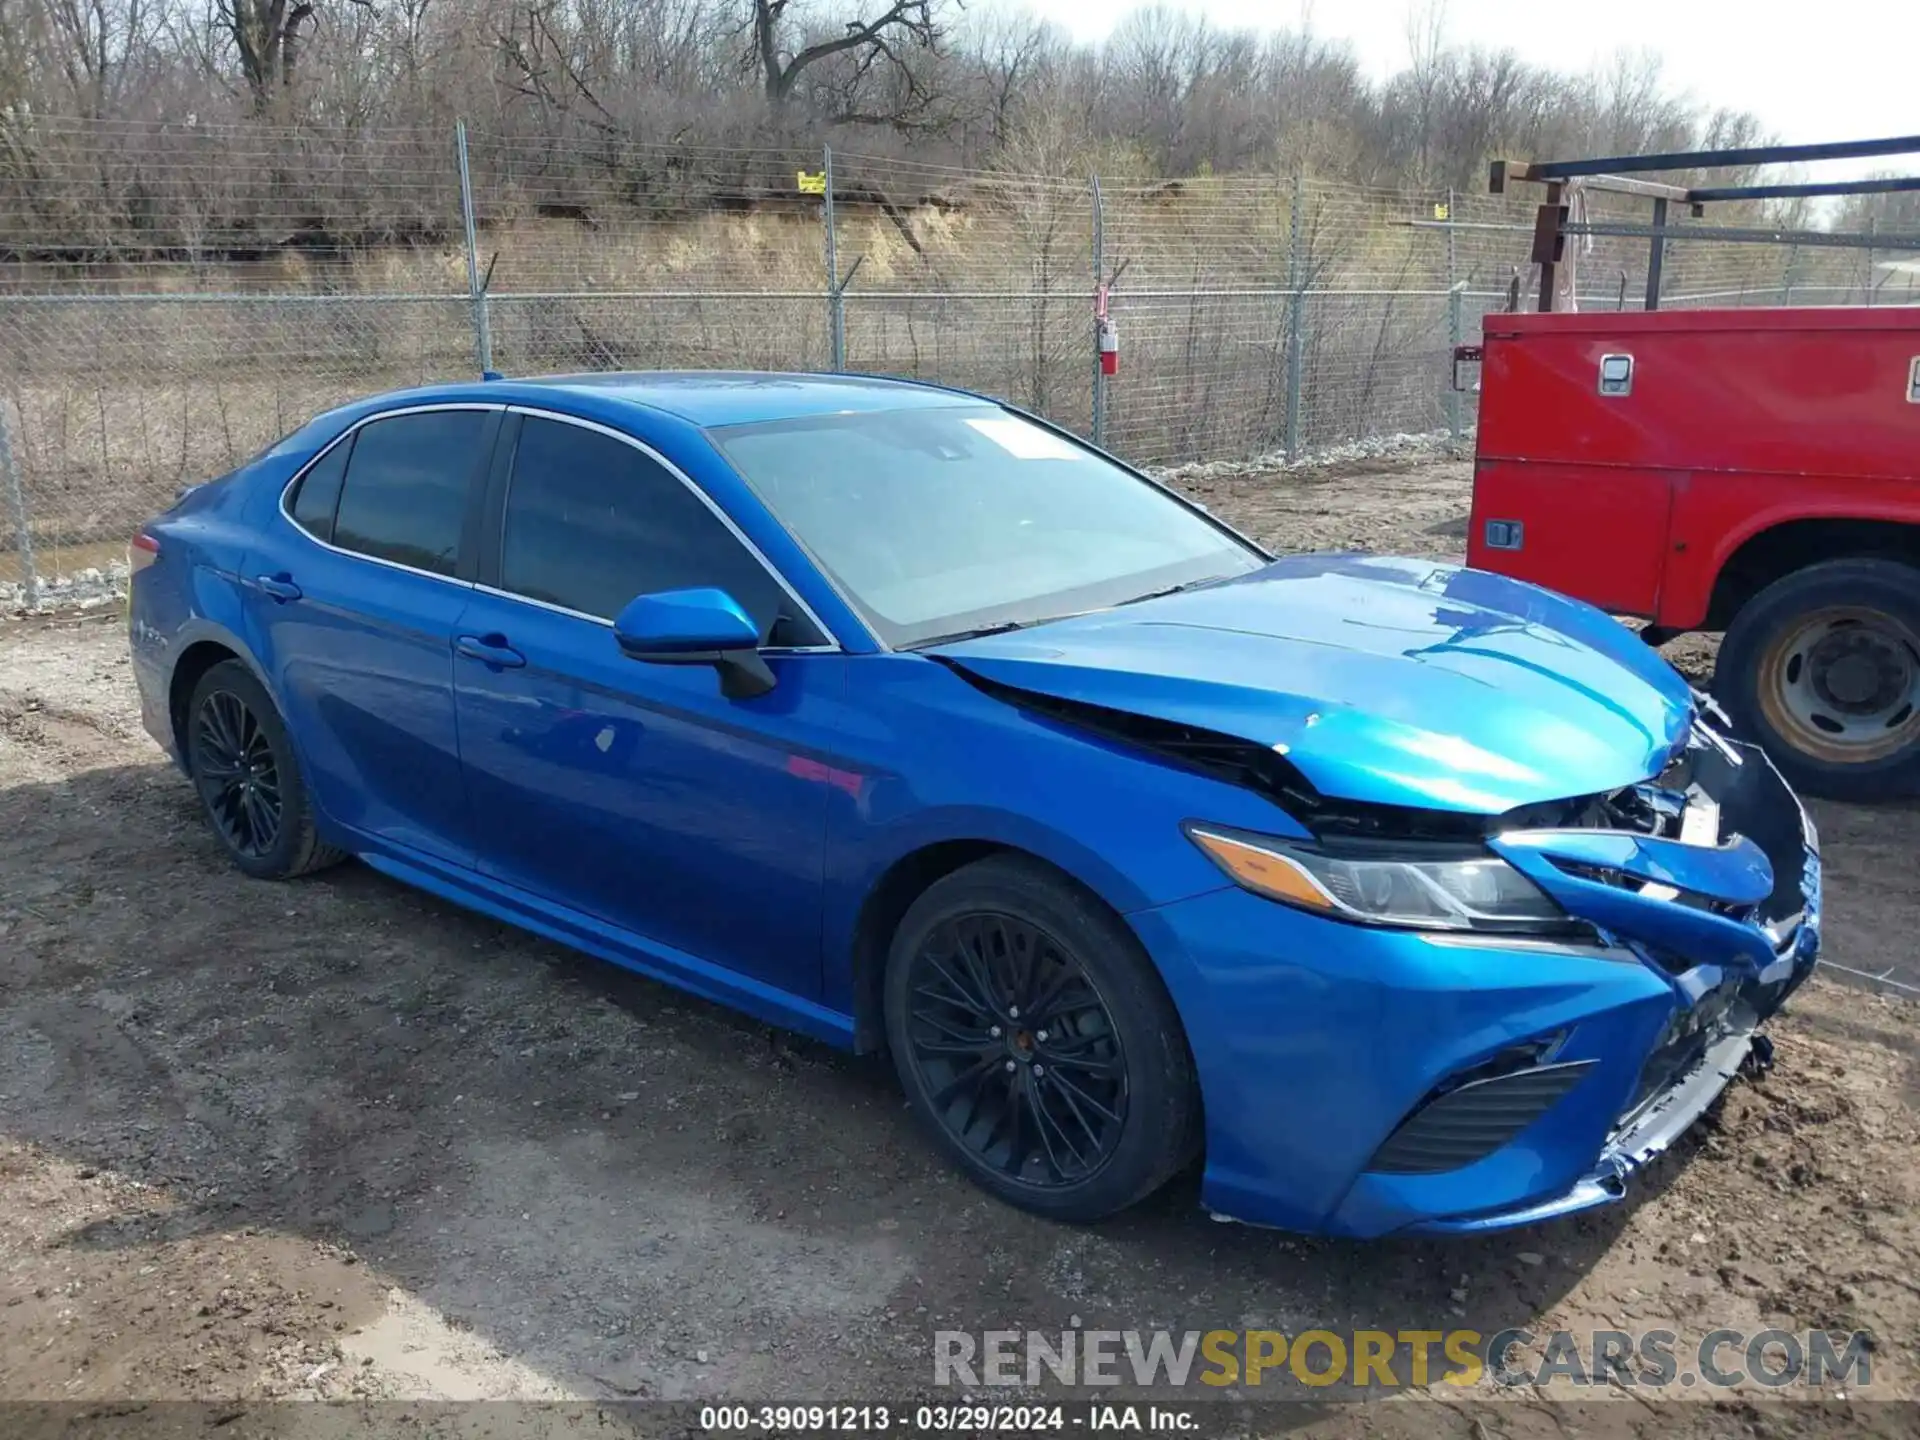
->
[709, 406, 1265, 648]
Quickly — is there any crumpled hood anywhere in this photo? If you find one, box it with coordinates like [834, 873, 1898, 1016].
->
[932, 554, 1695, 813]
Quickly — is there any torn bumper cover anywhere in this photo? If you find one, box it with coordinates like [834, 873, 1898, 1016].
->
[1400, 1027, 1765, 1234]
[1393, 723, 1822, 1235]
[1139, 714, 1822, 1237]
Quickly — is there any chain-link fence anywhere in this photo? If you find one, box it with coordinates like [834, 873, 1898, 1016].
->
[3, 117, 1912, 601]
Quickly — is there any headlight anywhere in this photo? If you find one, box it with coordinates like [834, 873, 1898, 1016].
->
[1186, 825, 1566, 932]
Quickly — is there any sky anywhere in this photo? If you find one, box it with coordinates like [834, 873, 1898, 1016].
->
[1023, 0, 1915, 181]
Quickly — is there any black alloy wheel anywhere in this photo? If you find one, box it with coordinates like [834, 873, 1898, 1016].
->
[903, 910, 1129, 1188]
[884, 856, 1200, 1222]
[184, 658, 345, 879]
[192, 686, 283, 859]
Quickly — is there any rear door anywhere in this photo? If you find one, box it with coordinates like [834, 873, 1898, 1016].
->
[451, 410, 848, 994]
[242, 405, 498, 864]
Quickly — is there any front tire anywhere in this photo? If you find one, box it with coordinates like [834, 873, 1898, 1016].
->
[883, 856, 1200, 1222]
[1714, 558, 1920, 800]
[186, 659, 345, 879]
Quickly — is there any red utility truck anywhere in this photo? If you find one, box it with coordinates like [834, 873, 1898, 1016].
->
[1463, 138, 1920, 799]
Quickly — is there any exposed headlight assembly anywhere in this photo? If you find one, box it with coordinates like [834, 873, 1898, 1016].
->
[1186, 825, 1566, 932]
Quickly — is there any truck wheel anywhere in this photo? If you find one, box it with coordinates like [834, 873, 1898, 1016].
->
[1714, 558, 1920, 800]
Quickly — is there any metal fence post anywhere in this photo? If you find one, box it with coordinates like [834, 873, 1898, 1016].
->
[1645, 196, 1668, 311]
[1090, 174, 1106, 449]
[0, 399, 36, 608]
[1444, 187, 1463, 447]
[1866, 217, 1878, 305]
[1284, 174, 1306, 462]
[455, 121, 494, 375]
[824, 147, 845, 372]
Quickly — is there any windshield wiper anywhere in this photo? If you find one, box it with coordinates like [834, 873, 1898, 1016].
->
[907, 619, 1035, 650]
[1121, 582, 1193, 605]
[1120, 572, 1240, 607]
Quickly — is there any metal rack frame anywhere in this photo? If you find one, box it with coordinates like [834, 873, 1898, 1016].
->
[1489, 134, 1920, 311]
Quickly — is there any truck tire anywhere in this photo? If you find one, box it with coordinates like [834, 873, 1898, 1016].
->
[1714, 558, 1920, 800]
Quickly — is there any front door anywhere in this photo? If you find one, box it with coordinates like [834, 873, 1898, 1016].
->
[452, 412, 847, 995]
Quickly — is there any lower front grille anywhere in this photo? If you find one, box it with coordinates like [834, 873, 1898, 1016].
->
[1366, 1059, 1596, 1175]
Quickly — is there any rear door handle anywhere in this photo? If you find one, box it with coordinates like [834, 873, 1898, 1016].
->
[456, 634, 527, 669]
[252, 573, 302, 602]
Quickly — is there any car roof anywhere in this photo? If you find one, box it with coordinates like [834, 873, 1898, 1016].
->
[381, 371, 992, 428]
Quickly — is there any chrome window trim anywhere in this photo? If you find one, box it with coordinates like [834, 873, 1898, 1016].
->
[276, 401, 501, 590]
[469, 581, 838, 656]
[720, 503, 888, 656]
[499, 405, 844, 653]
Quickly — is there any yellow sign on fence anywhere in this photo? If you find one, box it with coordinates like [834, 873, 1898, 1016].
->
[796, 171, 826, 195]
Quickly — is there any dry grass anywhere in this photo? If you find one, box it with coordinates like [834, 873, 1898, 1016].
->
[0, 189, 1517, 582]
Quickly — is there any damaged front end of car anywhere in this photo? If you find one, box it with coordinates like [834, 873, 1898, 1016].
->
[1005, 686, 1817, 1235]
[1396, 704, 1822, 1232]
[935, 591, 1821, 1234]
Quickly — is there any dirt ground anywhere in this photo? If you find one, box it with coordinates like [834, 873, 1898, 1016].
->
[2, 457, 1917, 1434]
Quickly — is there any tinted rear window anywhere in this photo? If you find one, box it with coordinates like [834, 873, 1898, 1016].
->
[288, 436, 352, 543]
[330, 411, 489, 576]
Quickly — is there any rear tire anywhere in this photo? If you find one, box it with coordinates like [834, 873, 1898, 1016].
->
[1713, 558, 1920, 801]
[883, 855, 1200, 1222]
[186, 659, 345, 879]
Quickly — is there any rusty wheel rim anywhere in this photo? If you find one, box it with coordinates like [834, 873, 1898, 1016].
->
[1755, 605, 1920, 765]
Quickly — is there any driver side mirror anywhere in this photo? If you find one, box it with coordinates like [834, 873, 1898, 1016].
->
[612, 588, 776, 700]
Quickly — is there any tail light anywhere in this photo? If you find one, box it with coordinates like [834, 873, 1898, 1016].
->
[129, 531, 161, 574]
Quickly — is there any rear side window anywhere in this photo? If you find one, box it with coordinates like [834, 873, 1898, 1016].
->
[330, 410, 489, 576]
[288, 437, 352, 543]
[499, 416, 820, 644]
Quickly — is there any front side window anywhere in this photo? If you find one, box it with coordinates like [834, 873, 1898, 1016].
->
[498, 416, 822, 644]
[328, 410, 490, 576]
[710, 406, 1265, 648]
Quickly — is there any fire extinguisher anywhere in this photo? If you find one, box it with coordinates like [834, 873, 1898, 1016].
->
[1097, 316, 1120, 377]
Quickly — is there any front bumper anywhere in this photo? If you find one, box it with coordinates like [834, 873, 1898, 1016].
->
[1133, 725, 1821, 1238]
[1403, 1024, 1761, 1234]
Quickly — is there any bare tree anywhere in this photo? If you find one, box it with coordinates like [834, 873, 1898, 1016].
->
[1103, 5, 1209, 169]
[493, 0, 621, 128]
[1401, 0, 1448, 185]
[0, 0, 1769, 218]
[212, 0, 373, 111]
[43, 0, 154, 115]
[962, 4, 1057, 151]
[746, 0, 944, 119]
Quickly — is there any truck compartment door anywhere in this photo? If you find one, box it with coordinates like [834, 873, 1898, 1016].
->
[1467, 459, 1672, 619]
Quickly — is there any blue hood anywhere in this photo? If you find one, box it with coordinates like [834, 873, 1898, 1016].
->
[932, 555, 1695, 813]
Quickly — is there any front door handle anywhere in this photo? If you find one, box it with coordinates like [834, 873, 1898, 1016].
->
[252, 573, 302, 602]
[456, 634, 526, 669]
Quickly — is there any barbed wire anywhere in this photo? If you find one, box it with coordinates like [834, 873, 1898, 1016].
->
[1, 117, 1913, 594]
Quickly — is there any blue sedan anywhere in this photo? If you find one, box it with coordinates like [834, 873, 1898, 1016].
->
[128, 372, 1821, 1236]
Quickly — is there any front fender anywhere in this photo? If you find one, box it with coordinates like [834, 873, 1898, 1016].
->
[819, 801, 1234, 1027]
[845, 803, 1172, 919]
